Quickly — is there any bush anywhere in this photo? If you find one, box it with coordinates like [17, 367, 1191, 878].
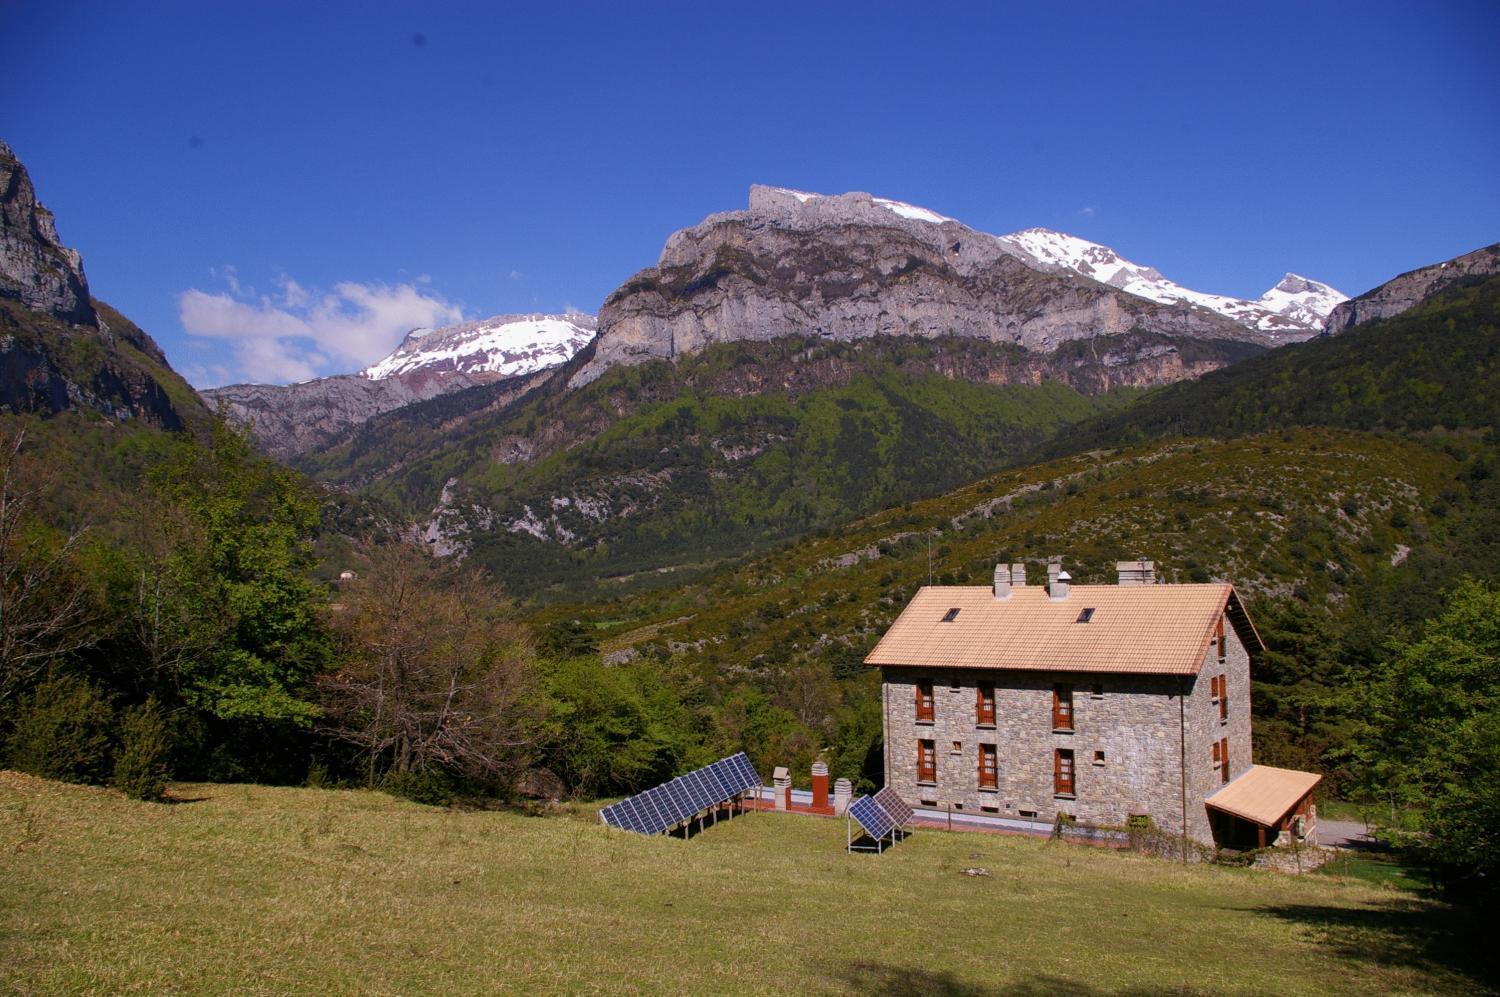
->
[383, 766, 454, 806]
[6, 672, 115, 784]
[114, 697, 172, 801]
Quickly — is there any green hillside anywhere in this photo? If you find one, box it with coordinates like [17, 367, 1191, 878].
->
[1053, 274, 1500, 452]
[2, 774, 1489, 994]
[556, 428, 1456, 660]
[301, 335, 1145, 597]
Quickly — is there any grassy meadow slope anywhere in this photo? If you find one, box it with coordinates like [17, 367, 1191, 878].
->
[1, 773, 1490, 995]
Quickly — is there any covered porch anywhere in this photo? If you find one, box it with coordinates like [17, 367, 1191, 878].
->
[1206, 765, 1321, 850]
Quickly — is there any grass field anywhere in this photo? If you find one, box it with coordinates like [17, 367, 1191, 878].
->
[1, 773, 1491, 995]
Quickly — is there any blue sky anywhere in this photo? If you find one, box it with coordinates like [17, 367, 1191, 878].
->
[3, 2, 1497, 386]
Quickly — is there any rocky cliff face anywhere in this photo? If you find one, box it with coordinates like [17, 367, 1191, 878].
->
[1323, 242, 1500, 334]
[0, 141, 95, 327]
[205, 312, 595, 459]
[0, 141, 203, 429]
[572, 186, 1314, 388]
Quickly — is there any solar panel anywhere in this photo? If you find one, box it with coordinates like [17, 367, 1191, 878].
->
[599, 752, 763, 835]
[873, 787, 914, 828]
[848, 795, 896, 840]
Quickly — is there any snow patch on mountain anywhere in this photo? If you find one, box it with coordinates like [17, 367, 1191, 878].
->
[363, 313, 596, 380]
[997, 228, 1346, 339]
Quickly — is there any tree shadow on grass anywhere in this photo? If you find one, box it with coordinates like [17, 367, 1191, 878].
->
[834, 962, 1195, 996]
[1254, 898, 1498, 990]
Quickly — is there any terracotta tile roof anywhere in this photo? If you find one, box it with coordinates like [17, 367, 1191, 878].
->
[863, 583, 1249, 675]
[1206, 765, 1322, 827]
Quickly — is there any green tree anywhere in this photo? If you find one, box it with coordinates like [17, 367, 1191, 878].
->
[540, 655, 698, 796]
[148, 417, 330, 727]
[1353, 578, 1500, 899]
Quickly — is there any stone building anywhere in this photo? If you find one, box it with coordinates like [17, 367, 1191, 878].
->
[864, 560, 1320, 848]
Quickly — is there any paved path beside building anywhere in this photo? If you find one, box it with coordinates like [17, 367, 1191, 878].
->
[1316, 819, 1375, 849]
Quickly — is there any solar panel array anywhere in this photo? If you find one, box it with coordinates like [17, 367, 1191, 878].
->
[848, 795, 897, 841]
[873, 787, 914, 828]
[599, 752, 761, 835]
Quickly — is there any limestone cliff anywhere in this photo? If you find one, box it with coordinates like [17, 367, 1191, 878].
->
[1323, 242, 1500, 334]
[572, 186, 1280, 388]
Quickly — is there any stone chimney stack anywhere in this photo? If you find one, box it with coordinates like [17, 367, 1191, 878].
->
[1047, 559, 1070, 600]
[1116, 559, 1156, 586]
[1050, 571, 1072, 600]
[1011, 563, 1026, 587]
[993, 564, 1011, 600]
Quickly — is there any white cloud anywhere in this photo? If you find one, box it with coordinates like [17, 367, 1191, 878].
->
[1079, 206, 1097, 218]
[178, 272, 465, 385]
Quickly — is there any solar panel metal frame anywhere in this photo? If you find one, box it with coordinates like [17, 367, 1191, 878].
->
[848, 795, 896, 840]
[873, 787, 915, 828]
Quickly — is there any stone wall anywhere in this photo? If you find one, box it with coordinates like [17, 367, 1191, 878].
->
[1184, 615, 1255, 842]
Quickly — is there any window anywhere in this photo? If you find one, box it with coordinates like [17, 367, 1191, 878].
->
[1092, 750, 1105, 766]
[1075, 607, 1095, 623]
[917, 739, 937, 783]
[976, 683, 996, 726]
[978, 744, 998, 789]
[951, 740, 963, 755]
[1212, 740, 1221, 770]
[915, 680, 935, 723]
[1054, 749, 1075, 797]
[1219, 737, 1230, 784]
[1090, 682, 1103, 699]
[1052, 683, 1074, 731]
[1210, 674, 1221, 702]
[941, 607, 961, 622]
[1219, 673, 1228, 723]
[1216, 617, 1227, 663]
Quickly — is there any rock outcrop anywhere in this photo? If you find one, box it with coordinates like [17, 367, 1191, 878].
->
[0, 141, 204, 429]
[1323, 242, 1500, 334]
[0, 141, 95, 327]
[572, 186, 1306, 388]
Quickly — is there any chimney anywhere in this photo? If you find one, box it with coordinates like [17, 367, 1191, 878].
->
[1116, 559, 1156, 586]
[1011, 563, 1026, 587]
[773, 767, 790, 811]
[993, 564, 1011, 600]
[1050, 571, 1071, 601]
[1047, 559, 1061, 590]
[811, 760, 831, 814]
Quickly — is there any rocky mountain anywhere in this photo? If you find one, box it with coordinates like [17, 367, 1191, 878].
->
[999, 228, 1345, 337]
[573, 186, 1341, 388]
[0, 141, 204, 430]
[1323, 242, 1500, 334]
[204, 312, 595, 459]
[364, 313, 595, 379]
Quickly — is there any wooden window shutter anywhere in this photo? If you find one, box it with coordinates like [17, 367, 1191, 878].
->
[1219, 674, 1228, 722]
[1053, 683, 1073, 730]
[1220, 737, 1230, 783]
[1212, 741, 1220, 766]
[1216, 617, 1226, 662]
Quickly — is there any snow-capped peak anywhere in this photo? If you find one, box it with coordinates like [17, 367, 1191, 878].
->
[997, 229, 1346, 339]
[1255, 273, 1348, 329]
[362, 312, 596, 381]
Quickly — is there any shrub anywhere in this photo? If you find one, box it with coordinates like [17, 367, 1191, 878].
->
[114, 697, 172, 801]
[5, 672, 115, 784]
[383, 766, 454, 806]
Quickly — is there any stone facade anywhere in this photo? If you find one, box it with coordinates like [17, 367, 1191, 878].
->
[879, 612, 1252, 846]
